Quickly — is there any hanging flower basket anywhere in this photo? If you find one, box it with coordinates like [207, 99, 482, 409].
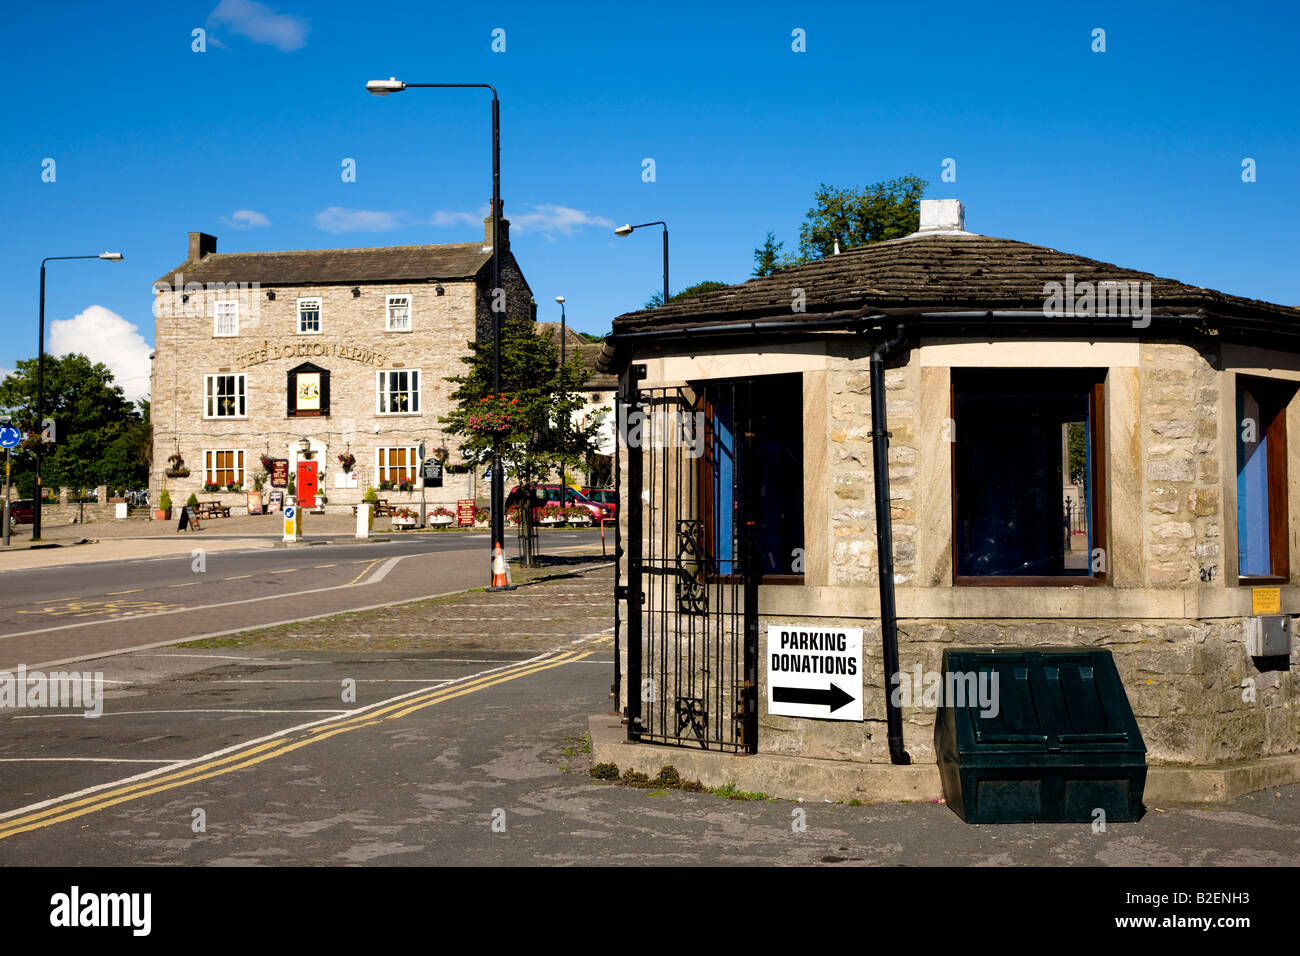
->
[337, 452, 356, 473]
[467, 394, 520, 437]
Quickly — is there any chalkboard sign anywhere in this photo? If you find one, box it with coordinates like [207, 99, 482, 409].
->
[267, 490, 285, 513]
[423, 458, 443, 487]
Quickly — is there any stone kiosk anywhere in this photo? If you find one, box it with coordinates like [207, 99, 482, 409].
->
[594, 199, 1300, 807]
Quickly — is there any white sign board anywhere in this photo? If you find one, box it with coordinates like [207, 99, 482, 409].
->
[766, 625, 863, 721]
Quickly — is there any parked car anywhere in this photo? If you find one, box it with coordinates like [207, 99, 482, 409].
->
[505, 484, 611, 524]
[4, 499, 34, 532]
[582, 487, 617, 517]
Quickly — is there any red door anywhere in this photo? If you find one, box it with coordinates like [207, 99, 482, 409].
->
[296, 461, 318, 507]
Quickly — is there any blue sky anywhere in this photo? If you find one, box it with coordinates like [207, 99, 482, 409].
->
[2, 0, 1297, 399]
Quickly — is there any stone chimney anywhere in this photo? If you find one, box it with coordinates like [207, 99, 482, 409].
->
[916, 199, 966, 234]
[483, 200, 510, 252]
[188, 232, 217, 260]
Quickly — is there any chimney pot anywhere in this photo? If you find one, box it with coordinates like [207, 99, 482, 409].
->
[188, 231, 217, 260]
[483, 201, 510, 252]
[917, 199, 965, 234]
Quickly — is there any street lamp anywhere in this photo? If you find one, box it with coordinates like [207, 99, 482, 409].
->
[33, 252, 124, 539]
[367, 75, 507, 588]
[556, 296, 566, 508]
[614, 221, 668, 306]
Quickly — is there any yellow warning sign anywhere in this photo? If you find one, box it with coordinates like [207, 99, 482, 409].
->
[1251, 587, 1281, 615]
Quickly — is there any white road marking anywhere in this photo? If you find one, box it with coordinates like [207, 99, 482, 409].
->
[13, 709, 352, 719]
[0, 758, 180, 764]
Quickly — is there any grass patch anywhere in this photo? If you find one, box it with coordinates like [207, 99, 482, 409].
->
[711, 783, 770, 801]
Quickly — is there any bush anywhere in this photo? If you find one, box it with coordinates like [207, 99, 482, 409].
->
[363, 486, 378, 504]
[590, 762, 619, 781]
[158, 490, 172, 510]
[620, 768, 652, 788]
[185, 493, 200, 509]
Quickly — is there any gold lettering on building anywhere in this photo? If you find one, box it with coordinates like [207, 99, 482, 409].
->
[236, 340, 390, 370]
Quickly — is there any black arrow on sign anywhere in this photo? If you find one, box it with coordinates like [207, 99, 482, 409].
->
[773, 683, 855, 713]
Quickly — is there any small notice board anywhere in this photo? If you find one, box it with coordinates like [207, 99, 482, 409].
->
[457, 499, 476, 527]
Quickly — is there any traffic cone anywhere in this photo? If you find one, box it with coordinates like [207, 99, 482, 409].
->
[491, 541, 510, 588]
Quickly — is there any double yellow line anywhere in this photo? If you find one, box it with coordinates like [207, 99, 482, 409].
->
[0, 648, 591, 841]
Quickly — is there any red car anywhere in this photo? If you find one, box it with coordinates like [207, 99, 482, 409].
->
[505, 484, 612, 524]
[582, 487, 617, 517]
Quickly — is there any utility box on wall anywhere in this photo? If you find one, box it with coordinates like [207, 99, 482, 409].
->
[1247, 615, 1291, 657]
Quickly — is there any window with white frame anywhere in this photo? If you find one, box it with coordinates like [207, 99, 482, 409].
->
[386, 294, 411, 332]
[204, 373, 246, 418]
[377, 369, 420, 414]
[298, 297, 321, 334]
[376, 447, 417, 485]
[214, 300, 239, 337]
[204, 450, 245, 488]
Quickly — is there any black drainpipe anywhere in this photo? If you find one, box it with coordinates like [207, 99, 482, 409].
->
[870, 322, 911, 765]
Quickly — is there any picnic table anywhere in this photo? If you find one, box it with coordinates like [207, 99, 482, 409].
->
[352, 499, 392, 517]
[199, 500, 231, 518]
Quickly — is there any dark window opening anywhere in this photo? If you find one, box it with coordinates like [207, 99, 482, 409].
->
[953, 369, 1106, 584]
[697, 374, 803, 582]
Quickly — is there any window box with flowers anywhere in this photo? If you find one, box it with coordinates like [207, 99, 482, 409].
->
[203, 482, 220, 494]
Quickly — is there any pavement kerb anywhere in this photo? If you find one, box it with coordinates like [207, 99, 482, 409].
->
[588, 716, 1300, 806]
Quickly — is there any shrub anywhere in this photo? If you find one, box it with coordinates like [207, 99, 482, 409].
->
[158, 490, 172, 511]
[363, 486, 378, 503]
[185, 493, 200, 509]
[591, 763, 619, 781]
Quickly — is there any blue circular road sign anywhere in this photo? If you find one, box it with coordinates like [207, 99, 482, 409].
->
[0, 426, 20, 449]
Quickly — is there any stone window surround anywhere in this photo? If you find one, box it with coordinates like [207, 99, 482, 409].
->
[630, 337, 1300, 621]
[386, 294, 412, 333]
[376, 368, 421, 415]
[297, 297, 322, 335]
[204, 448, 245, 487]
[203, 372, 246, 419]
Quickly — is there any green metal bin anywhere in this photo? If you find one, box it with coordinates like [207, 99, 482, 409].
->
[933, 648, 1147, 824]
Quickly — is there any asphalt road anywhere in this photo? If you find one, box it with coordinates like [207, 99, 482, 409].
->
[0, 530, 602, 670]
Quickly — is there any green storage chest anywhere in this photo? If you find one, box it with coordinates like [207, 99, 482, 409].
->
[933, 648, 1147, 823]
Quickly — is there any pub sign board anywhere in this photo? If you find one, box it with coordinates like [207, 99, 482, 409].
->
[271, 459, 289, 487]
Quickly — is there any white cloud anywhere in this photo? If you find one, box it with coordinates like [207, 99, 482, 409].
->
[429, 203, 613, 239]
[509, 204, 614, 238]
[314, 207, 405, 234]
[48, 306, 152, 403]
[223, 209, 271, 229]
[207, 0, 309, 52]
[431, 209, 484, 229]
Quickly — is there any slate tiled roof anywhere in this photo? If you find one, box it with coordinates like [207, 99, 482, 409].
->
[572, 343, 618, 389]
[611, 233, 1300, 334]
[535, 322, 587, 348]
[154, 243, 493, 287]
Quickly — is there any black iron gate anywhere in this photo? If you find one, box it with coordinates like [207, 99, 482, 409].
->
[622, 377, 758, 753]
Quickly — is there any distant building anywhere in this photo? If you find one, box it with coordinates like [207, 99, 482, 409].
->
[150, 203, 532, 511]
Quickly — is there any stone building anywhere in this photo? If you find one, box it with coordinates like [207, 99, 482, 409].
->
[597, 199, 1300, 803]
[150, 204, 533, 512]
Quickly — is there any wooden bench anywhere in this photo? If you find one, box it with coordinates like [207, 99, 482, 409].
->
[352, 500, 393, 518]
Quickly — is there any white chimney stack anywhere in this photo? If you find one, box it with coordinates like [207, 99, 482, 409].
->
[917, 199, 966, 234]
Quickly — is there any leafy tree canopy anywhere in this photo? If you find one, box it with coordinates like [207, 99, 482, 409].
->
[0, 354, 148, 495]
[753, 174, 928, 276]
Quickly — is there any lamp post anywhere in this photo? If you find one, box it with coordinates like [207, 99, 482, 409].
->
[556, 296, 566, 509]
[33, 252, 123, 540]
[614, 221, 668, 306]
[367, 76, 506, 587]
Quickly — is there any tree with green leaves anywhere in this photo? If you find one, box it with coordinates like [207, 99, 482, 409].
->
[753, 175, 928, 275]
[441, 318, 604, 566]
[0, 354, 147, 498]
[645, 280, 731, 309]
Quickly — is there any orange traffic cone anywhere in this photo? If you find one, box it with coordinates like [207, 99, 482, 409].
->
[491, 541, 511, 589]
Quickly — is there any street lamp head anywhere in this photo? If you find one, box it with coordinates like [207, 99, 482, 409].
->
[555, 296, 565, 304]
[366, 77, 406, 96]
[99, 252, 123, 261]
[613, 224, 634, 237]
